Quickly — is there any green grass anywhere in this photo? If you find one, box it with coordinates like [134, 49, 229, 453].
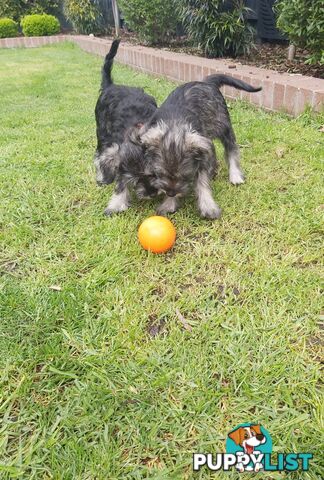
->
[0, 42, 323, 479]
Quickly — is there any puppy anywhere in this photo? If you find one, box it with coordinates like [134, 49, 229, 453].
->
[107, 75, 261, 219]
[94, 39, 157, 212]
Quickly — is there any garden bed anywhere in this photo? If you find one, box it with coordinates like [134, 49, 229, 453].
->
[104, 31, 324, 79]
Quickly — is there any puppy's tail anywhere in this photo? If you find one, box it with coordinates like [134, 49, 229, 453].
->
[101, 38, 121, 89]
[205, 74, 262, 93]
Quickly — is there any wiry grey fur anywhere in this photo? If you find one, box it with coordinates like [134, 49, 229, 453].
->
[94, 39, 157, 191]
[106, 74, 261, 218]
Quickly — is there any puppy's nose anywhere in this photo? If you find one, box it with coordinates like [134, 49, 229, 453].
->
[166, 190, 176, 197]
[256, 434, 264, 441]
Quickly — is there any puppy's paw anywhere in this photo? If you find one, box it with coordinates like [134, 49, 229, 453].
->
[200, 204, 222, 220]
[156, 205, 178, 216]
[104, 208, 116, 216]
[229, 169, 245, 185]
[156, 197, 179, 216]
[104, 204, 129, 216]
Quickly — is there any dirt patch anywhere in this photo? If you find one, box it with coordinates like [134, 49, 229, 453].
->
[146, 315, 167, 337]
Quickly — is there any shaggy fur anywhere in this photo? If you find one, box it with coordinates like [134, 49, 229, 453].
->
[94, 39, 157, 190]
[106, 74, 261, 219]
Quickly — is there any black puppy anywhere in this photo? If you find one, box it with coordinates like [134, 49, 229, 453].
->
[107, 75, 261, 219]
[94, 39, 157, 211]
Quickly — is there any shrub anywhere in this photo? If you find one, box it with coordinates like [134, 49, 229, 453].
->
[21, 14, 60, 36]
[275, 0, 324, 64]
[177, 0, 254, 57]
[0, 17, 18, 38]
[0, 1, 62, 22]
[63, 0, 106, 35]
[0, 1, 24, 21]
[118, 0, 178, 44]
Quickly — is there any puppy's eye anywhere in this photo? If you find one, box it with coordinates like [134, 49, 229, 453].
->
[244, 433, 249, 439]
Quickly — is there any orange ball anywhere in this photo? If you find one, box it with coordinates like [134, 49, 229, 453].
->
[138, 216, 176, 253]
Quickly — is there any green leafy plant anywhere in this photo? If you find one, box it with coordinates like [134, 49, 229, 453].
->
[0, 17, 18, 37]
[0, 1, 62, 22]
[275, 0, 324, 64]
[63, 0, 106, 35]
[0, 1, 24, 21]
[177, 0, 254, 57]
[118, 0, 178, 44]
[21, 13, 60, 36]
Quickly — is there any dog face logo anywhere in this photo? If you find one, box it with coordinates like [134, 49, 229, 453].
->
[226, 423, 272, 472]
[228, 424, 266, 455]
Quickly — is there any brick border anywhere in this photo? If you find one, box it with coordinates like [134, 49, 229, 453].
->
[1, 34, 323, 116]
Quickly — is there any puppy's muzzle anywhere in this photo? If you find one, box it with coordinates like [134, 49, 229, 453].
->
[166, 191, 176, 197]
[96, 174, 114, 186]
[96, 180, 106, 186]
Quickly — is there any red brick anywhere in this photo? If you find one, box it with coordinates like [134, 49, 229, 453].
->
[100, 43, 106, 56]
[190, 63, 202, 81]
[262, 80, 274, 110]
[140, 52, 145, 69]
[152, 55, 157, 73]
[118, 46, 125, 61]
[179, 61, 185, 81]
[295, 88, 314, 114]
[312, 92, 324, 113]
[146, 54, 152, 72]
[202, 66, 209, 79]
[223, 84, 234, 99]
[272, 83, 285, 111]
[249, 77, 262, 107]
[284, 85, 299, 115]
[141, 52, 147, 70]
[171, 60, 180, 80]
[183, 63, 190, 81]
[133, 51, 139, 67]
[10, 37, 19, 47]
[128, 49, 134, 65]
[163, 58, 172, 78]
[154, 56, 159, 74]
[160, 56, 165, 76]
[239, 76, 250, 101]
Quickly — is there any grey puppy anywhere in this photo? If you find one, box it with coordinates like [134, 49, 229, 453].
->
[94, 39, 157, 210]
[106, 75, 261, 219]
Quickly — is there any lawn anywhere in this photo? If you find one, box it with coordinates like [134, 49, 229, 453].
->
[0, 42, 323, 479]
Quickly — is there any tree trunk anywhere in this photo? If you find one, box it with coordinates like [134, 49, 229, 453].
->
[111, 0, 120, 37]
[288, 44, 296, 61]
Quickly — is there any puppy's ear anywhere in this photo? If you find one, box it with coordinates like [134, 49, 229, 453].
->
[228, 427, 244, 446]
[127, 124, 146, 145]
[251, 425, 262, 435]
[185, 130, 213, 154]
[186, 130, 216, 177]
[140, 121, 167, 147]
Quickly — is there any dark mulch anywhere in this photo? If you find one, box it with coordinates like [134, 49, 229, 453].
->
[104, 31, 324, 79]
[237, 43, 324, 79]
